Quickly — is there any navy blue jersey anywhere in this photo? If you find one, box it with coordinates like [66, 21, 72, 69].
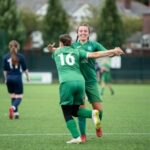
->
[3, 53, 27, 76]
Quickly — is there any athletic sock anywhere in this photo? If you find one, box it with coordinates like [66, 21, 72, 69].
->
[66, 119, 80, 138]
[77, 108, 92, 118]
[13, 98, 22, 111]
[11, 98, 15, 105]
[78, 117, 86, 136]
[14, 107, 18, 113]
[77, 108, 92, 136]
[110, 88, 114, 95]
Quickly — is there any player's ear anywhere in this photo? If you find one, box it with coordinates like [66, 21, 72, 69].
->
[59, 41, 64, 47]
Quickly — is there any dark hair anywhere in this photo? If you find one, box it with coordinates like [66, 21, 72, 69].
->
[9, 40, 20, 65]
[76, 23, 90, 42]
[59, 34, 72, 46]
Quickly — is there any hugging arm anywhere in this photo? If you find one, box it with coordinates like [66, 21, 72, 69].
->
[87, 47, 124, 59]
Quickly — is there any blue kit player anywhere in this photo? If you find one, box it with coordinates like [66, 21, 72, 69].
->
[3, 40, 30, 119]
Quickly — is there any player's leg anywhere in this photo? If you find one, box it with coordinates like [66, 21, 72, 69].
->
[107, 73, 114, 95]
[9, 94, 15, 119]
[59, 82, 82, 144]
[61, 105, 81, 144]
[101, 72, 106, 95]
[74, 81, 87, 142]
[6, 77, 15, 119]
[86, 82, 103, 137]
[73, 105, 101, 140]
[91, 102, 103, 137]
[13, 96, 22, 119]
[78, 105, 86, 142]
[101, 81, 105, 95]
[13, 78, 23, 119]
[108, 83, 114, 95]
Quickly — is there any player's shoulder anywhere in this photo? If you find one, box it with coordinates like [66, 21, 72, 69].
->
[71, 41, 80, 48]
[17, 53, 25, 61]
[17, 53, 25, 57]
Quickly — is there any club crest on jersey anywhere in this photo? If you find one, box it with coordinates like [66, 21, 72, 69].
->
[87, 46, 92, 51]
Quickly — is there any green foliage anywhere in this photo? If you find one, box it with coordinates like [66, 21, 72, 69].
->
[0, 29, 8, 56]
[87, 5, 100, 30]
[0, 0, 26, 54]
[123, 17, 142, 39]
[42, 0, 70, 46]
[20, 9, 39, 35]
[96, 0, 125, 49]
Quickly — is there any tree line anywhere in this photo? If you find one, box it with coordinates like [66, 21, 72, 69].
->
[0, 0, 143, 56]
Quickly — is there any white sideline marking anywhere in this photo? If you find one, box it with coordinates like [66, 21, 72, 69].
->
[0, 133, 150, 137]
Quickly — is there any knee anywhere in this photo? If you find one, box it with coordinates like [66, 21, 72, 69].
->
[92, 102, 103, 111]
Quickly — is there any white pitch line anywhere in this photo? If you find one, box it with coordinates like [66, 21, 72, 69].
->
[0, 133, 150, 137]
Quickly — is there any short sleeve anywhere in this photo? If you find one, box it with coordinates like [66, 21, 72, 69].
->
[20, 55, 27, 71]
[94, 41, 107, 51]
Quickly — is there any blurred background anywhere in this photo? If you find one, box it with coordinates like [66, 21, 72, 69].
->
[0, 0, 150, 83]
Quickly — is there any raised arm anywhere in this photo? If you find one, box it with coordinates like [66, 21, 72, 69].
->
[87, 47, 124, 59]
[47, 43, 57, 52]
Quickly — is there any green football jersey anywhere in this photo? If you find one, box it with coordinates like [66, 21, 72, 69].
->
[53, 46, 87, 83]
[103, 63, 111, 72]
[72, 40, 107, 82]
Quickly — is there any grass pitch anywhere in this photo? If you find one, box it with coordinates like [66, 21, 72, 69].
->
[0, 84, 150, 150]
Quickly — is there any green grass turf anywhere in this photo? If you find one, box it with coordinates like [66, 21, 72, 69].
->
[0, 84, 150, 150]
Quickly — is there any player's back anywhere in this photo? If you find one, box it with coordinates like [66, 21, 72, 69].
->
[53, 46, 85, 83]
[3, 53, 26, 76]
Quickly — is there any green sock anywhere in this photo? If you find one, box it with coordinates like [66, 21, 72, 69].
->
[77, 108, 92, 118]
[99, 111, 103, 121]
[110, 88, 114, 95]
[77, 108, 92, 136]
[78, 117, 86, 135]
[66, 119, 80, 138]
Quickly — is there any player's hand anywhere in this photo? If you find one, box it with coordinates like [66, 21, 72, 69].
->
[48, 43, 56, 52]
[26, 76, 30, 82]
[114, 47, 124, 56]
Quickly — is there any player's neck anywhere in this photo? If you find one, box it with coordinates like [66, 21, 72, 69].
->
[80, 40, 88, 44]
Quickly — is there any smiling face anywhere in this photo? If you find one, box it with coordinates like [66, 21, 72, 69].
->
[77, 25, 90, 43]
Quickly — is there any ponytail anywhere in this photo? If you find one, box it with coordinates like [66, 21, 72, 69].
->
[9, 40, 20, 65]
